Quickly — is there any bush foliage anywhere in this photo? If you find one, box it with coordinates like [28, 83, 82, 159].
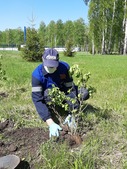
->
[21, 28, 45, 62]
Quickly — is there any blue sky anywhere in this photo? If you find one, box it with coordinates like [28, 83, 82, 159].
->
[0, 0, 89, 31]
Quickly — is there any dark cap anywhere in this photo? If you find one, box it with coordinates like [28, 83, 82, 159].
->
[42, 48, 59, 67]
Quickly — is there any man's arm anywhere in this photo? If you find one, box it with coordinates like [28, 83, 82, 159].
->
[32, 75, 62, 137]
[32, 76, 52, 121]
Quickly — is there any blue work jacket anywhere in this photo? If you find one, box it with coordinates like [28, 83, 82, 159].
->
[32, 61, 76, 121]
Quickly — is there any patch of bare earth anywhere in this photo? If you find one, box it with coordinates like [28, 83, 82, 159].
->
[0, 120, 82, 169]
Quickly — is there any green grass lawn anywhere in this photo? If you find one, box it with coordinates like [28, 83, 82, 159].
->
[0, 51, 127, 168]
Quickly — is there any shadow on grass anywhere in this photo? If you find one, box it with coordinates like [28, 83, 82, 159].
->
[77, 104, 113, 135]
[83, 104, 112, 120]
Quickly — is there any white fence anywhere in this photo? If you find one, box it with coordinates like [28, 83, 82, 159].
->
[45, 47, 80, 52]
[0, 47, 80, 52]
[45, 47, 66, 52]
[0, 48, 18, 51]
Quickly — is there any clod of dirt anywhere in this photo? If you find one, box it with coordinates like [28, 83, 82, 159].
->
[0, 92, 8, 98]
[0, 142, 5, 147]
[59, 125, 82, 148]
[0, 120, 9, 131]
[8, 144, 18, 152]
[71, 134, 82, 145]
[64, 134, 82, 147]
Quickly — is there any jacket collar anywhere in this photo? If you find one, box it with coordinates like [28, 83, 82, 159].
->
[42, 64, 48, 76]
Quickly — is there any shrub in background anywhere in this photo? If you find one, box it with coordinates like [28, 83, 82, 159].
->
[64, 39, 76, 57]
[21, 27, 45, 62]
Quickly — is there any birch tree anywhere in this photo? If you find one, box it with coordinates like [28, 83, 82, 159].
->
[123, 0, 127, 54]
[88, 0, 98, 54]
[107, 0, 117, 54]
[46, 20, 56, 47]
[56, 19, 64, 47]
[73, 18, 86, 50]
[64, 20, 74, 47]
[87, 0, 125, 54]
[38, 21, 46, 49]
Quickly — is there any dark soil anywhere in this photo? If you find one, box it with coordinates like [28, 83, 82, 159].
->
[0, 92, 96, 168]
[0, 119, 82, 169]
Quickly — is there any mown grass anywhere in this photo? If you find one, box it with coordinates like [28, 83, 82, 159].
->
[0, 51, 127, 168]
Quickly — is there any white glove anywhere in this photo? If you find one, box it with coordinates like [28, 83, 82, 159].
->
[49, 122, 62, 138]
[63, 114, 77, 131]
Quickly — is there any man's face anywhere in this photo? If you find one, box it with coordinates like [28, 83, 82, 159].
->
[44, 66, 57, 74]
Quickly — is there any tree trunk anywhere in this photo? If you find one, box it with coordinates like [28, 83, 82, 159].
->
[123, 0, 127, 54]
[123, 19, 127, 54]
[92, 39, 95, 54]
[101, 29, 105, 54]
[108, 0, 116, 54]
[101, 10, 106, 55]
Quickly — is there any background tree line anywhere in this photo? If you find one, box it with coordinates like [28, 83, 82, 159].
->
[1, 0, 127, 56]
[0, 18, 88, 51]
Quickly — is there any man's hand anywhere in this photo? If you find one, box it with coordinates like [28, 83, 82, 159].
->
[63, 114, 72, 127]
[46, 118, 62, 138]
[63, 114, 77, 132]
[49, 122, 62, 138]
